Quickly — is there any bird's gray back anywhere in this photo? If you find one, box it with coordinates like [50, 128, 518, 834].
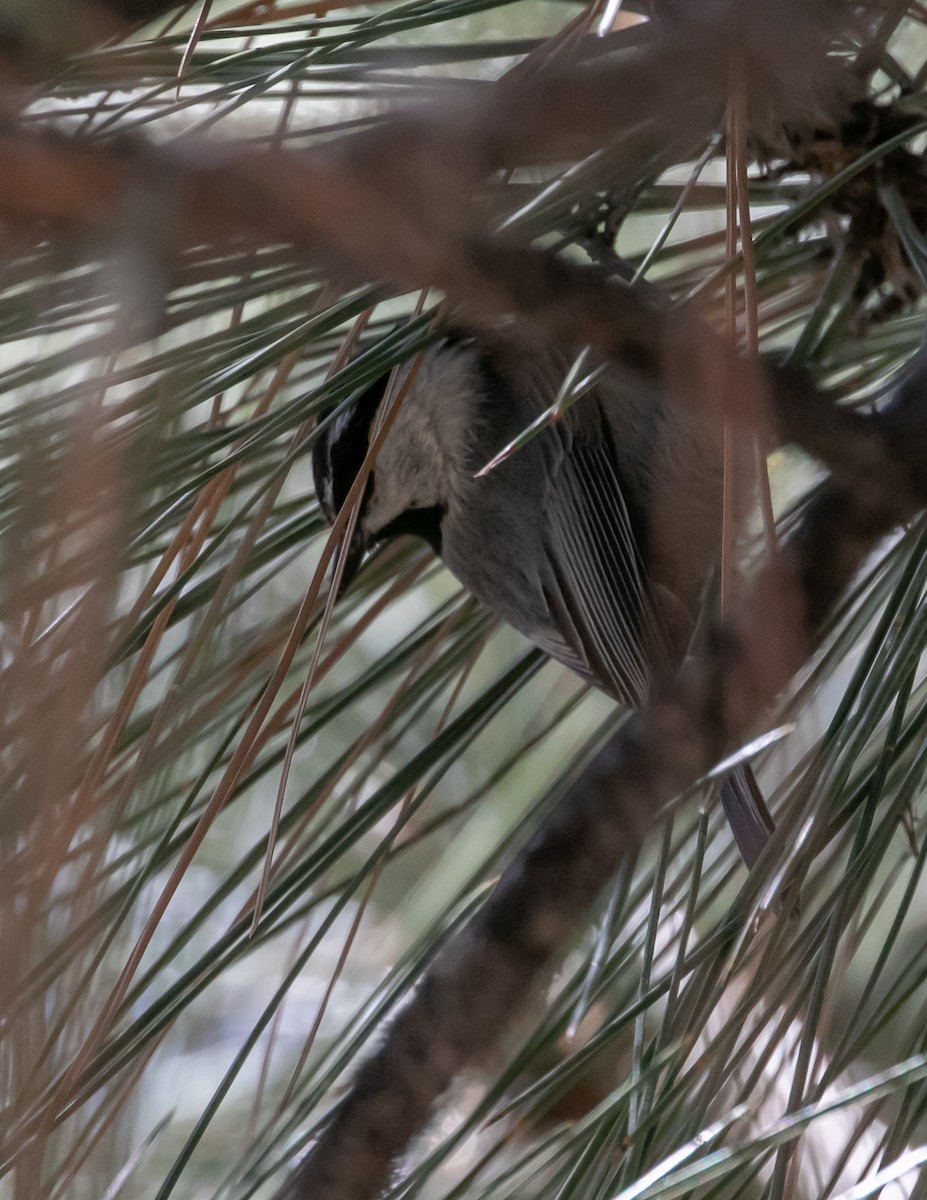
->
[439, 343, 691, 704]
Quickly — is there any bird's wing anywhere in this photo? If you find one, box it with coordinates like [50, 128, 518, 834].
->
[539, 415, 777, 869]
[537, 418, 668, 706]
[463, 344, 671, 706]
[464, 342, 776, 868]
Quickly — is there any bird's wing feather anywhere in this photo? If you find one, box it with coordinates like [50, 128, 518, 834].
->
[539, 420, 776, 866]
[462, 345, 669, 706]
[539, 423, 665, 706]
[458, 342, 776, 867]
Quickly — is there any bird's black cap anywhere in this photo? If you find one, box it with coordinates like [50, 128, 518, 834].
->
[311, 374, 390, 526]
[311, 374, 389, 595]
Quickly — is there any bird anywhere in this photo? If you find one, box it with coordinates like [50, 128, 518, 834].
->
[311, 331, 775, 868]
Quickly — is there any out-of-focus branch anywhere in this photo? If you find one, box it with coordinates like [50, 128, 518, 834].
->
[0, 3, 868, 302]
[0, 0, 187, 52]
[0, 141, 899, 474]
[0, 1, 897, 421]
[98, 0, 189, 16]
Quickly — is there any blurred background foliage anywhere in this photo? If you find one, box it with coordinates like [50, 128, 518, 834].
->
[3, 2, 927, 1199]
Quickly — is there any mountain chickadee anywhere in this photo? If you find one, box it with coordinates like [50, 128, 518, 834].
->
[312, 333, 774, 866]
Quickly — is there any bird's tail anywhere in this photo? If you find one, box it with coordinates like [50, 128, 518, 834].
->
[720, 763, 775, 869]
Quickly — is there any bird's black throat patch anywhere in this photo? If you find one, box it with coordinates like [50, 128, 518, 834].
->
[376, 506, 444, 554]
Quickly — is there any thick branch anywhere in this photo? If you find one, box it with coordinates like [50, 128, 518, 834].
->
[272, 651, 762, 1200]
[0, 4, 869, 320]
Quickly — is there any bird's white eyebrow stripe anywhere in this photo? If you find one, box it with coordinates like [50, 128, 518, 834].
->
[316, 430, 335, 516]
[321, 454, 333, 513]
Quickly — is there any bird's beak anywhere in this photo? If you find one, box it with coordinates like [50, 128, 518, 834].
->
[332, 526, 367, 599]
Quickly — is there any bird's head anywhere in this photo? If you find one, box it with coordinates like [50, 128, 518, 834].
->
[312, 349, 472, 593]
